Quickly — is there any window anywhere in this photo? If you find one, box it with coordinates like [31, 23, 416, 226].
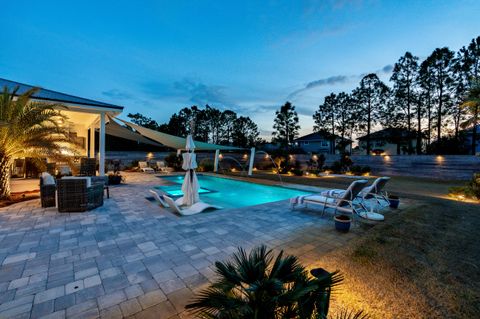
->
[321, 141, 329, 147]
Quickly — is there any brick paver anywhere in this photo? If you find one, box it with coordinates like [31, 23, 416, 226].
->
[0, 172, 366, 318]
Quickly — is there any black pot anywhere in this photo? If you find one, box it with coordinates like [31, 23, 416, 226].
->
[388, 197, 400, 209]
[108, 175, 122, 185]
[334, 215, 351, 232]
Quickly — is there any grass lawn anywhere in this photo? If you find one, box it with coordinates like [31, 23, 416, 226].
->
[234, 172, 479, 318]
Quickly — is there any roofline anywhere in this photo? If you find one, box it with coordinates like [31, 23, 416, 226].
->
[2, 77, 124, 110]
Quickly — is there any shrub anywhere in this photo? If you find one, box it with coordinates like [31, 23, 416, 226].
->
[164, 153, 182, 171]
[292, 168, 303, 176]
[198, 161, 214, 172]
[449, 172, 480, 200]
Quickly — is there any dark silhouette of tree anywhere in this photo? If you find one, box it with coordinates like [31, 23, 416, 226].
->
[353, 74, 390, 155]
[334, 92, 356, 154]
[418, 58, 436, 148]
[272, 102, 300, 148]
[390, 52, 419, 132]
[461, 79, 480, 155]
[232, 116, 260, 147]
[127, 113, 160, 130]
[313, 93, 337, 153]
[426, 47, 455, 141]
[390, 52, 419, 153]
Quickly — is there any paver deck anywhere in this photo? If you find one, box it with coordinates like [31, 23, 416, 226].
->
[1, 172, 366, 318]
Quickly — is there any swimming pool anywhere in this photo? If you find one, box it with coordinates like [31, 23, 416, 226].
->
[155, 175, 312, 209]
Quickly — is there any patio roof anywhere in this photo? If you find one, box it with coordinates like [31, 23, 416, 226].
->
[0, 78, 123, 114]
[117, 118, 245, 151]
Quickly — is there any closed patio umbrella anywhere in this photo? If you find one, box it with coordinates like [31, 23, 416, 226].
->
[179, 135, 199, 206]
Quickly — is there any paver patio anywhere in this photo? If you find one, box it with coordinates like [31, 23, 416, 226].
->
[0, 173, 366, 318]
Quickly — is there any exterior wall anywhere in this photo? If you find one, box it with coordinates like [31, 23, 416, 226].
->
[295, 140, 330, 153]
[358, 138, 419, 155]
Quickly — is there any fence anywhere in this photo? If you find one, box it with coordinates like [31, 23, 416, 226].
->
[106, 151, 480, 180]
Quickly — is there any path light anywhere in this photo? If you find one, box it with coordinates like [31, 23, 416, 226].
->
[253, 167, 258, 171]
[219, 154, 223, 160]
[242, 153, 248, 159]
[265, 154, 269, 159]
[147, 152, 154, 159]
[312, 155, 318, 161]
[383, 155, 391, 161]
[436, 155, 444, 164]
[231, 167, 237, 172]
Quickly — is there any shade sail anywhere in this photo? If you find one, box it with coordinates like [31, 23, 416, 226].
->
[104, 117, 163, 147]
[117, 118, 244, 151]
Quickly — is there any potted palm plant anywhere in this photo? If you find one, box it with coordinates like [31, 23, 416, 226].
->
[186, 245, 367, 319]
[0, 86, 76, 200]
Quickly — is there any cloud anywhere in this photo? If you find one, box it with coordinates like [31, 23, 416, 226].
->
[381, 64, 393, 73]
[173, 78, 231, 107]
[287, 75, 348, 99]
[102, 89, 133, 100]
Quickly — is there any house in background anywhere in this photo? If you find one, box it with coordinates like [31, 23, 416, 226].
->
[357, 127, 419, 155]
[293, 131, 352, 154]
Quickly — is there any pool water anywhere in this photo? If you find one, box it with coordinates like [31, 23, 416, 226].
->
[155, 175, 312, 209]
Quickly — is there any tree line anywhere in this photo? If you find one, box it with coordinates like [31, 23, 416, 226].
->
[128, 105, 261, 148]
[271, 36, 480, 155]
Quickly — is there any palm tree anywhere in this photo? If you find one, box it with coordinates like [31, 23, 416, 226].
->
[186, 245, 367, 319]
[0, 86, 77, 199]
[461, 79, 480, 155]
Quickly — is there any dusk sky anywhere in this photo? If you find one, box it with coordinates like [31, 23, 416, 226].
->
[1, 0, 479, 138]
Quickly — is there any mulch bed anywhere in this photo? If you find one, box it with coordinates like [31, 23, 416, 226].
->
[0, 190, 40, 208]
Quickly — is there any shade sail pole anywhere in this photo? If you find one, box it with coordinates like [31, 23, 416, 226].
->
[248, 147, 255, 176]
[213, 149, 220, 173]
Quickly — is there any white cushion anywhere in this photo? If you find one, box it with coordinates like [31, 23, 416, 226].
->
[41, 172, 55, 185]
[61, 176, 91, 188]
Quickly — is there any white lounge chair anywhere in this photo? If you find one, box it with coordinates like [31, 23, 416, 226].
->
[156, 161, 173, 174]
[139, 161, 155, 173]
[292, 179, 384, 221]
[358, 176, 390, 208]
[149, 189, 169, 207]
[162, 195, 222, 216]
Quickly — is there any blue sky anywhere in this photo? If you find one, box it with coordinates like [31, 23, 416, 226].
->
[1, 0, 479, 138]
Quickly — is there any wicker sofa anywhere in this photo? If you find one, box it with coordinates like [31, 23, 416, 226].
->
[57, 177, 104, 212]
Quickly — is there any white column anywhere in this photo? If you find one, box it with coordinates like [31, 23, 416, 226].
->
[248, 147, 255, 176]
[213, 149, 220, 173]
[99, 112, 106, 176]
[89, 125, 95, 158]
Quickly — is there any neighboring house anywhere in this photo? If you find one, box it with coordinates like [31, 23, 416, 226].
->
[461, 124, 480, 155]
[293, 131, 352, 154]
[357, 128, 420, 155]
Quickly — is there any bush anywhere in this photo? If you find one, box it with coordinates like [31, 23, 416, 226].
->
[292, 168, 303, 176]
[449, 172, 480, 200]
[197, 160, 214, 172]
[164, 153, 182, 171]
[108, 173, 123, 185]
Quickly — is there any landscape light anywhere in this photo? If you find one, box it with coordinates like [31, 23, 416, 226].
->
[436, 155, 444, 163]
[219, 154, 223, 159]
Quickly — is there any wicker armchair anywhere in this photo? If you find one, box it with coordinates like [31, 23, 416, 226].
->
[57, 178, 104, 212]
[79, 158, 97, 176]
[40, 177, 56, 208]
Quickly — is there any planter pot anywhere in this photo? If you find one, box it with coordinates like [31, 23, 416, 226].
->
[334, 215, 351, 233]
[108, 175, 122, 185]
[388, 197, 400, 209]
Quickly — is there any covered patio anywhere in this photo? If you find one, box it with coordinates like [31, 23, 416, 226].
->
[1, 78, 124, 177]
